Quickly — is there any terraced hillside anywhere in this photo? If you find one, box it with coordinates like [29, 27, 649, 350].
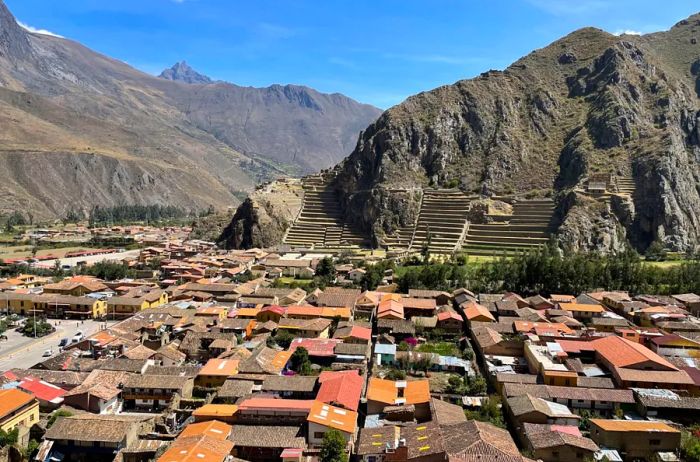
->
[462, 199, 555, 256]
[283, 175, 367, 249]
[409, 190, 472, 254]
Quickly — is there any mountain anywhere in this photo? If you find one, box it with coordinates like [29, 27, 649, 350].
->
[159, 61, 212, 84]
[222, 15, 700, 254]
[0, 1, 381, 219]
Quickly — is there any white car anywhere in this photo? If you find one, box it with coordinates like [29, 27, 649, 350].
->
[42, 348, 53, 357]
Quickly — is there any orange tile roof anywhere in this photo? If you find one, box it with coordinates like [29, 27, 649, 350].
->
[590, 419, 680, 433]
[179, 420, 232, 440]
[198, 359, 239, 377]
[514, 321, 574, 335]
[558, 302, 606, 313]
[366, 378, 430, 405]
[0, 389, 36, 420]
[158, 435, 234, 462]
[593, 336, 677, 370]
[377, 300, 404, 319]
[307, 401, 358, 434]
[463, 301, 495, 322]
[237, 398, 314, 412]
[235, 308, 260, 318]
[192, 404, 238, 418]
[270, 351, 293, 371]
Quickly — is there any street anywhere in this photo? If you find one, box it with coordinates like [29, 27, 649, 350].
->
[0, 319, 110, 370]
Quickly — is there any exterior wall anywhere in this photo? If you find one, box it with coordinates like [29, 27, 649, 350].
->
[308, 422, 352, 447]
[0, 401, 39, 432]
[532, 445, 594, 462]
[195, 375, 229, 388]
[590, 428, 681, 461]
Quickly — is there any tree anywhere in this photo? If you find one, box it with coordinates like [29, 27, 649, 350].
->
[47, 410, 73, 429]
[315, 257, 336, 282]
[320, 429, 348, 462]
[682, 427, 700, 462]
[645, 240, 668, 262]
[0, 427, 18, 447]
[290, 347, 312, 375]
[273, 330, 295, 349]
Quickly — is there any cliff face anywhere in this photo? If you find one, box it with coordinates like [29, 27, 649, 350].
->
[330, 18, 700, 253]
[218, 180, 303, 249]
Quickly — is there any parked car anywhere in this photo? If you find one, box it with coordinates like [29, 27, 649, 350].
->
[43, 348, 53, 357]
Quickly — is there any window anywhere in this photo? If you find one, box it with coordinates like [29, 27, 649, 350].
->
[576, 452, 583, 459]
[552, 452, 559, 458]
[650, 439, 661, 446]
[314, 432, 325, 439]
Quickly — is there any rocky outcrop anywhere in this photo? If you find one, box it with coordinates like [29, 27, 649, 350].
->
[225, 16, 700, 253]
[218, 180, 303, 249]
[159, 61, 212, 84]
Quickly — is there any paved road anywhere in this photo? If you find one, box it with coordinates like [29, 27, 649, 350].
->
[0, 319, 111, 371]
[33, 249, 141, 269]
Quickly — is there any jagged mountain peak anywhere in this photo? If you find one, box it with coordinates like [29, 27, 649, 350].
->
[159, 60, 212, 84]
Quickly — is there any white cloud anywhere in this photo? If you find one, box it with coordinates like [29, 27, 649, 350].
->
[16, 20, 63, 38]
[613, 29, 643, 36]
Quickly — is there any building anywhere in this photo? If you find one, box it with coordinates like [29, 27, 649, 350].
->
[33, 295, 107, 319]
[42, 415, 154, 462]
[192, 404, 238, 424]
[523, 423, 599, 462]
[589, 419, 681, 461]
[306, 401, 358, 448]
[366, 378, 431, 421]
[0, 389, 39, 434]
[156, 435, 234, 462]
[195, 359, 240, 388]
[122, 374, 194, 410]
[316, 370, 363, 411]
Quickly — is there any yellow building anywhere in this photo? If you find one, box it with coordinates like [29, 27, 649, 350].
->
[106, 291, 168, 319]
[0, 292, 36, 315]
[34, 295, 107, 319]
[0, 389, 40, 433]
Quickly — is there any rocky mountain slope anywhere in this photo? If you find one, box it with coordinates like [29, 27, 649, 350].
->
[159, 61, 213, 84]
[224, 14, 700, 254]
[0, 1, 380, 219]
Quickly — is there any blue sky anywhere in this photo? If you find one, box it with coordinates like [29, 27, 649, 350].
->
[7, 0, 699, 108]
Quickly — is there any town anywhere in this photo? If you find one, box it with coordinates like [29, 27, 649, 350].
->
[0, 229, 699, 462]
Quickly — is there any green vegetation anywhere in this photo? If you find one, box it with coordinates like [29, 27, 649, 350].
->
[446, 374, 487, 395]
[21, 317, 55, 337]
[268, 330, 295, 349]
[464, 395, 505, 428]
[290, 347, 313, 375]
[81, 261, 135, 281]
[683, 427, 700, 462]
[319, 429, 348, 462]
[47, 410, 73, 429]
[359, 260, 394, 290]
[0, 427, 18, 447]
[396, 244, 700, 296]
[416, 342, 460, 357]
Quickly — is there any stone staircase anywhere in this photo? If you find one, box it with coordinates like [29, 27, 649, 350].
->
[283, 175, 368, 249]
[615, 176, 636, 195]
[383, 226, 415, 250]
[409, 189, 471, 254]
[462, 199, 555, 256]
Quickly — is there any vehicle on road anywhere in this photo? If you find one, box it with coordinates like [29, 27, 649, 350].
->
[43, 348, 53, 357]
[59, 338, 69, 347]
